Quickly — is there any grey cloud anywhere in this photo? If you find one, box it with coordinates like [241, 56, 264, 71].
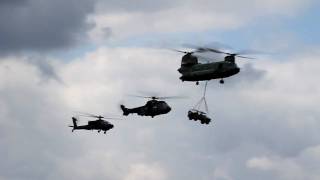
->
[26, 56, 62, 83]
[0, 0, 96, 54]
[1, 47, 320, 180]
[95, 0, 177, 13]
[0, 0, 28, 6]
[222, 63, 266, 87]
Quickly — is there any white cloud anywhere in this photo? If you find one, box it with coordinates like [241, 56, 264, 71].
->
[246, 145, 320, 180]
[212, 167, 234, 180]
[1, 45, 320, 180]
[124, 163, 167, 180]
[88, 0, 313, 41]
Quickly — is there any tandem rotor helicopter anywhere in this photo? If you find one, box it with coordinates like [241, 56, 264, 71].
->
[173, 45, 259, 85]
[69, 113, 120, 134]
[120, 95, 185, 118]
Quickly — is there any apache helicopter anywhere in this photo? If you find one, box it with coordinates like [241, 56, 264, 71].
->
[120, 95, 183, 118]
[174, 46, 256, 85]
[69, 113, 118, 134]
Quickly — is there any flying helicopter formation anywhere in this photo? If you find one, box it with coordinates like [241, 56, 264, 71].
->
[69, 43, 260, 133]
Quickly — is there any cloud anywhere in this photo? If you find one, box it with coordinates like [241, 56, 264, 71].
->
[0, 45, 320, 180]
[0, 0, 96, 54]
[89, 0, 313, 41]
[246, 145, 320, 180]
[124, 163, 167, 180]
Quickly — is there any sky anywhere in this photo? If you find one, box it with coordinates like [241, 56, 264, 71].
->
[0, 0, 320, 180]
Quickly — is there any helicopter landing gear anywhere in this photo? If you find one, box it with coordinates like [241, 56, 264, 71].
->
[219, 79, 224, 84]
[98, 130, 101, 133]
[104, 131, 106, 134]
[196, 81, 199, 85]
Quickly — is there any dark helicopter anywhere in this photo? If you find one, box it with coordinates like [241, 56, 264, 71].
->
[69, 113, 117, 134]
[174, 46, 256, 85]
[120, 95, 183, 118]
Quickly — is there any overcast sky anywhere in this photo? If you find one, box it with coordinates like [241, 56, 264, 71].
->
[0, 0, 320, 180]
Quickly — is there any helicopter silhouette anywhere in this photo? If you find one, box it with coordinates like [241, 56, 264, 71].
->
[69, 113, 118, 134]
[120, 95, 184, 118]
[174, 45, 257, 85]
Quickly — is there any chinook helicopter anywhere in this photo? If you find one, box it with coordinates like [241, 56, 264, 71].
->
[69, 113, 118, 134]
[120, 95, 183, 118]
[174, 45, 256, 85]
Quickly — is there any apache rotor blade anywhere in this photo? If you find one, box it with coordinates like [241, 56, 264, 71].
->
[78, 114, 100, 118]
[75, 111, 119, 120]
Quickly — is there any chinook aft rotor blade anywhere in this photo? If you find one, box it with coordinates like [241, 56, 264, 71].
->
[201, 48, 256, 59]
[170, 49, 192, 54]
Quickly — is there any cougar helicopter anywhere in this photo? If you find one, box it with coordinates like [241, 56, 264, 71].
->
[120, 95, 183, 118]
[174, 45, 257, 85]
[69, 113, 118, 134]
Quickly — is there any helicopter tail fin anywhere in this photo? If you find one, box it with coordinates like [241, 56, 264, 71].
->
[71, 117, 78, 132]
[120, 105, 129, 116]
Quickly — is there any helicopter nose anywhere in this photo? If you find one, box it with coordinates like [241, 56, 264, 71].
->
[109, 124, 114, 129]
[167, 106, 171, 113]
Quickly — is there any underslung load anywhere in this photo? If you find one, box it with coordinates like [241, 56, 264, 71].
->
[188, 81, 212, 125]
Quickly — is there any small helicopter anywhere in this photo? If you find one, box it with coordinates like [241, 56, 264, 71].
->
[69, 113, 117, 134]
[120, 95, 183, 118]
[174, 45, 256, 85]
